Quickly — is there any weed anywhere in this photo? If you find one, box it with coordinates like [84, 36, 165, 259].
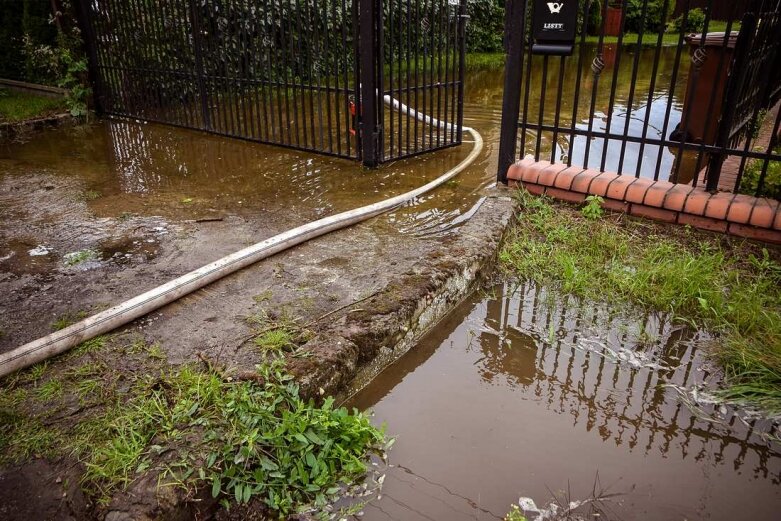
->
[71, 335, 108, 358]
[502, 189, 781, 413]
[2, 349, 386, 516]
[84, 189, 101, 201]
[504, 504, 527, 521]
[26, 361, 49, 382]
[254, 290, 274, 303]
[254, 328, 296, 352]
[581, 195, 604, 220]
[52, 316, 74, 331]
[0, 88, 67, 122]
[0, 413, 59, 461]
[63, 249, 99, 267]
[739, 146, 781, 200]
[81, 360, 385, 514]
[36, 378, 63, 401]
[247, 308, 312, 353]
[181, 197, 193, 204]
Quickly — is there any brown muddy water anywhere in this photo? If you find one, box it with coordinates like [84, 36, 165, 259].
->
[1, 44, 688, 240]
[347, 281, 781, 521]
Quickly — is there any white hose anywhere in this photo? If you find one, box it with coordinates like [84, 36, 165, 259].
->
[0, 101, 482, 378]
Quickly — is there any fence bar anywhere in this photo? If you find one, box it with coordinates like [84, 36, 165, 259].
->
[497, 0, 528, 183]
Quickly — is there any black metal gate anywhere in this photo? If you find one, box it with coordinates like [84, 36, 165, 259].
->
[75, 0, 466, 166]
[497, 0, 781, 198]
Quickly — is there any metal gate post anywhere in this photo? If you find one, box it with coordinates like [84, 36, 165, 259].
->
[188, 0, 212, 131]
[73, 0, 103, 114]
[359, 0, 380, 167]
[497, 0, 529, 184]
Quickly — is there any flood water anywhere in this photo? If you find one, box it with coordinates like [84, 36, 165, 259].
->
[2, 44, 692, 241]
[348, 281, 781, 521]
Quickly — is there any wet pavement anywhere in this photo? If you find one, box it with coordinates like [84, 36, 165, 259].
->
[348, 281, 781, 521]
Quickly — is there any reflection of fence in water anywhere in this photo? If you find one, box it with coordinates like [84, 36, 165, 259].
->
[105, 120, 316, 193]
[473, 281, 780, 481]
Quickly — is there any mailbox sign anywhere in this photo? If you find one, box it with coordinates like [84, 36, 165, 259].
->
[532, 0, 578, 55]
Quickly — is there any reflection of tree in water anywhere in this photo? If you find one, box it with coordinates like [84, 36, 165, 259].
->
[466, 281, 780, 482]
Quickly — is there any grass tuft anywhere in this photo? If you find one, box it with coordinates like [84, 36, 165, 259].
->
[1, 341, 386, 516]
[0, 88, 67, 123]
[501, 190, 781, 413]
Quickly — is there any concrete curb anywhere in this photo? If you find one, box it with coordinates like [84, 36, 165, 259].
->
[0, 113, 81, 140]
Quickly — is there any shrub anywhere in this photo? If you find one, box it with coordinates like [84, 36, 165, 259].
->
[466, 0, 505, 53]
[624, 0, 666, 34]
[739, 151, 781, 200]
[668, 7, 707, 34]
[586, 0, 603, 35]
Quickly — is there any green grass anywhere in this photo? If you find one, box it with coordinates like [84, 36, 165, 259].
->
[584, 21, 739, 46]
[0, 335, 387, 516]
[501, 190, 781, 414]
[465, 53, 507, 70]
[0, 88, 67, 123]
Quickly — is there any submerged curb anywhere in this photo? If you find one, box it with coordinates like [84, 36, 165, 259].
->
[289, 193, 517, 401]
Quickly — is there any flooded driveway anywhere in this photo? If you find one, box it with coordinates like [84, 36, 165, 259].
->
[348, 281, 781, 521]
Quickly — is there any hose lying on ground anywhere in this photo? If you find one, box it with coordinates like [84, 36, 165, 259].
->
[0, 100, 483, 378]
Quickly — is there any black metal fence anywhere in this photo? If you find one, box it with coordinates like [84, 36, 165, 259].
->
[76, 0, 466, 166]
[498, 0, 781, 199]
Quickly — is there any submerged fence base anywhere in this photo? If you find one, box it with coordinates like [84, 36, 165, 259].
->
[507, 159, 781, 245]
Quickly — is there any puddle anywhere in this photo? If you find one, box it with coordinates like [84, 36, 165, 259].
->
[347, 281, 781, 520]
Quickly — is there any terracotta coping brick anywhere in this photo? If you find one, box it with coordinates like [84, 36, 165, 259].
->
[726, 195, 754, 225]
[630, 203, 678, 223]
[662, 184, 695, 212]
[536, 163, 570, 187]
[641, 182, 671, 207]
[679, 213, 729, 233]
[682, 189, 712, 216]
[606, 175, 638, 200]
[729, 223, 781, 245]
[553, 166, 586, 190]
[588, 172, 620, 197]
[624, 178, 656, 204]
[750, 198, 779, 229]
[521, 161, 550, 184]
[505, 160, 781, 242]
[702, 192, 736, 220]
[570, 169, 600, 193]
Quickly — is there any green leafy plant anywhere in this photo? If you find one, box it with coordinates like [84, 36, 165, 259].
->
[586, 0, 603, 36]
[57, 49, 89, 117]
[624, 0, 667, 34]
[668, 7, 707, 34]
[504, 504, 527, 521]
[581, 194, 605, 220]
[82, 360, 387, 514]
[739, 147, 781, 200]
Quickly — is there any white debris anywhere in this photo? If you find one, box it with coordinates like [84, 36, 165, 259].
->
[28, 245, 52, 256]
